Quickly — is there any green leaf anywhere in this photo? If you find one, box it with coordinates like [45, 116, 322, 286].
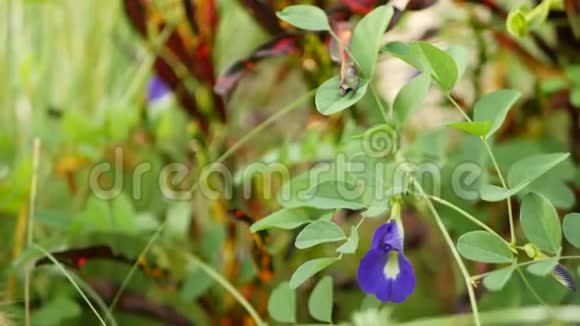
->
[524, 174, 576, 209]
[563, 213, 580, 249]
[482, 186, 507, 204]
[448, 121, 492, 136]
[508, 153, 570, 190]
[393, 73, 431, 124]
[527, 258, 558, 276]
[520, 192, 561, 254]
[276, 5, 330, 31]
[480, 184, 518, 202]
[350, 5, 394, 77]
[337, 226, 359, 254]
[447, 46, 469, 84]
[278, 164, 342, 207]
[290, 257, 340, 288]
[180, 269, 214, 301]
[411, 41, 457, 92]
[361, 201, 389, 218]
[457, 231, 513, 263]
[483, 266, 514, 291]
[268, 282, 296, 323]
[250, 207, 324, 232]
[296, 220, 346, 249]
[473, 89, 521, 139]
[315, 76, 369, 115]
[308, 276, 333, 322]
[381, 41, 425, 70]
[481, 153, 571, 202]
[302, 180, 366, 209]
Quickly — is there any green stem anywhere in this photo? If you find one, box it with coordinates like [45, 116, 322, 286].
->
[186, 253, 265, 326]
[425, 195, 507, 245]
[445, 95, 516, 244]
[412, 178, 481, 326]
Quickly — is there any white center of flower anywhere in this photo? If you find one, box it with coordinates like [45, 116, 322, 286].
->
[383, 251, 400, 279]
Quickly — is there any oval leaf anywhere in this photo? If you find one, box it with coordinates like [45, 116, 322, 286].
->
[350, 5, 394, 77]
[482, 152, 575, 201]
[480, 184, 518, 202]
[483, 266, 514, 291]
[290, 257, 340, 288]
[315, 76, 369, 115]
[563, 213, 580, 249]
[447, 46, 469, 85]
[473, 89, 521, 139]
[382, 41, 426, 70]
[457, 231, 513, 263]
[276, 5, 330, 31]
[411, 41, 457, 92]
[448, 121, 492, 136]
[296, 220, 346, 249]
[250, 207, 324, 232]
[302, 180, 366, 209]
[393, 73, 431, 124]
[336, 226, 359, 254]
[308, 276, 333, 322]
[508, 152, 570, 189]
[527, 258, 558, 276]
[520, 192, 561, 254]
[268, 282, 296, 323]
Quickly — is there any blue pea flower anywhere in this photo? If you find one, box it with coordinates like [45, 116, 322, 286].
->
[147, 76, 171, 102]
[357, 220, 416, 303]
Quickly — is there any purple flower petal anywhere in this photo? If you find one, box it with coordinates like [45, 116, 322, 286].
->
[371, 220, 403, 252]
[357, 248, 416, 303]
[380, 253, 416, 303]
[357, 248, 389, 294]
[148, 76, 171, 102]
